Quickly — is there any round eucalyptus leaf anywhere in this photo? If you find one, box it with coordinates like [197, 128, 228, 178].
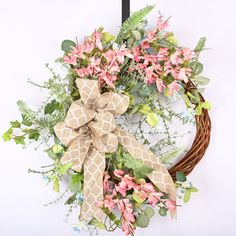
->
[136, 213, 150, 228]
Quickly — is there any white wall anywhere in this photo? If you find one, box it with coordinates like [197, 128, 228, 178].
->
[0, 0, 235, 235]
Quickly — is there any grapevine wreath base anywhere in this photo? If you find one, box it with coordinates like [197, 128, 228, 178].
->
[3, 6, 211, 236]
[169, 82, 211, 180]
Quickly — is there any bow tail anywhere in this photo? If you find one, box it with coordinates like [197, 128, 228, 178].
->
[80, 148, 105, 222]
[114, 127, 176, 210]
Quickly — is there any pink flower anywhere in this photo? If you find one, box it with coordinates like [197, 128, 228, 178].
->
[118, 199, 135, 236]
[157, 16, 169, 31]
[82, 41, 94, 54]
[99, 73, 117, 87]
[114, 169, 125, 178]
[103, 173, 113, 193]
[75, 67, 92, 78]
[92, 31, 103, 50]
[178, 68, 189, 83]
[148, 192, 164, 206]
[165, 200, 176, 211]
[63, 55, 77, 65]
[147, 30, 156, 41]
[168, 81, 180, 96]
[170, 50, 184, 65]
[142, 183, 156, 193]
[116, 174, 137, 197]
[156, 78, 165, 92]
[157, 47, 169, 61]
[182, 48, 195, 60]
[103, 195, 117, 211]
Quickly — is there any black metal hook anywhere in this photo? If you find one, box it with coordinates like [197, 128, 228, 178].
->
[122, 0, 130, 24]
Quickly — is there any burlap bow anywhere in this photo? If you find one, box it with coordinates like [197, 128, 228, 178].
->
[54, 79, 176, 221]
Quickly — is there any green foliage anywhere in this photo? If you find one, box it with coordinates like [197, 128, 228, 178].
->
[116, 148, 153, 179]
[183, 187, 198, 203]
[193, 76, 210, 86]
[144, 207, 155, 218]
[160, 147, 185, 164]
[10, 120, 21, 128]
[136, 213, 150, 228]
[61, 40, 76, 52]
[102, 32, 116, 43]
[52, 144, 64, 154]
[158, 207, 167, 216]
[176, 171, 187, 182]
[146, 112, 159, 127]
[116, 5, 155, 44]
[65, 193, 77, 205]
[69, 173, 83, 193]
[191, 61, 203, 75]
[28, 130, 40, 140]
[14, 136, 25, 145]
[132, 192, 145, 203]
[52, 175, 60, 192]
[44, 99, 61, 115]
[89, 218, 106, 230]
[2, 128, 13, 141]
[21, 114, 33, 126]
[194, 37, 207, 52]
[195, 101, 211, 115]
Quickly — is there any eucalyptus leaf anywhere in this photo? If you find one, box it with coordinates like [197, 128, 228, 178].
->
[61, 40, 76, 52]
[193, 62, 203, 75]
[176, 171, 187, 182]
[136, 213, 150, 228]
[144, 207, 155, 218]
[158, 207, 167, 216]
[193, 76, 210, 86]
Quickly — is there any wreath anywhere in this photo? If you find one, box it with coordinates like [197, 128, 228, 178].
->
[3, 5, 211, 236]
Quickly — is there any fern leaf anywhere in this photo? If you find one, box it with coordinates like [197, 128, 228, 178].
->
[116, 5, 155, 44]
[122, 152, 153, 178]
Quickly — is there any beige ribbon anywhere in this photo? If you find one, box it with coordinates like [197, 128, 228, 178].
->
[54, 79, 176, 221]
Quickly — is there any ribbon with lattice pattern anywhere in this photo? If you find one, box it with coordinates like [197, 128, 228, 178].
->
[54, 79, 176, 221]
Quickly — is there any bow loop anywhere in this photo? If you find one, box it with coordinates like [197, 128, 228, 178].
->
[76, 79, 100, 108]
[65, 100, 96, 129]
[54, 122, 79, 147]
[97, 92, 130, 116]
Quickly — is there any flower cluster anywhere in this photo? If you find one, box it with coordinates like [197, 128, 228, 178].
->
[99, 170, 176, 236]
[63, 16, 196, 97]
[63, 30, 132, 87]
[131, 16, 195, 96]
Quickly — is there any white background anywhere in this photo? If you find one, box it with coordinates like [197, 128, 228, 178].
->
[0, 0, 236, 235]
